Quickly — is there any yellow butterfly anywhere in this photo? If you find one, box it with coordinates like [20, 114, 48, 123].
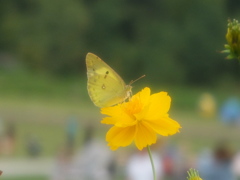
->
[86, 53, 132, 107]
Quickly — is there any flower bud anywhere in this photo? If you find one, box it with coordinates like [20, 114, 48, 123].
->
[222, 19, 240, 60]
[187, 169, 202, 180]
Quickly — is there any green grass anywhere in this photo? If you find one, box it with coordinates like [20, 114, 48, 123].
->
[0, 175, 47, 180]
[0, 69, 90, 105]
[1, 69, 240, 110]
[0, 97, 103, 157]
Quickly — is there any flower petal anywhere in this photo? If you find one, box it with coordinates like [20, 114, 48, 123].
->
[145, 116, 181, 136]
[101, 105, 123, 117]
[134, 122, 157, 150]
[101, 105, 136, 126]
[151, 92, 171, 114]
[138, 87, 151, 107]
[144, 92, 171, 119]
[101, 117, 116, 125]
[107, 143, 119, 151]
[106, 126, 136, 150]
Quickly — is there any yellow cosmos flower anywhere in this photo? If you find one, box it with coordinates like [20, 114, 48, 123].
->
[101, 87, 181, 150]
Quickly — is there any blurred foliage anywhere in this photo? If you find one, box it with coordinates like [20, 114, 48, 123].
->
[1, 0, 240, 85]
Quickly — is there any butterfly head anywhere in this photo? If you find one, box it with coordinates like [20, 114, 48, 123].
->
[125, 75, 145, 99]
[125, 85, 132, 99]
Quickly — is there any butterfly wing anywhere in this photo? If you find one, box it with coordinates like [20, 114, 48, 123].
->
[86, 53, 131, 107]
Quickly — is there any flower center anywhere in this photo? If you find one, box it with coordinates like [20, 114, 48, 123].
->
[122, 96, 143, 122]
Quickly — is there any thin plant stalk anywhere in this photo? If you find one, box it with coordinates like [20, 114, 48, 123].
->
[147, 145, 156, 180]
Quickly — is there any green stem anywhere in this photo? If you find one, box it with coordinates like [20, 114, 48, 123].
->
[147, 145, 156, 180]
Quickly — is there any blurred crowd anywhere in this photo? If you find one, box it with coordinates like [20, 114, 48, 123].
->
[49, 123, 240, 180]
[197, 142, 240, 180]
[0, 119, 42, 158]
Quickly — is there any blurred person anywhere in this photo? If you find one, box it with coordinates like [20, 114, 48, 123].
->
[197, 142, 236, 180]
[26, 134, 42, 157]
[0, 121, 16, 155]
[220, 97, 240, 125]
[66, 115, 78, 150]
[126, 148, 163, 180]
[233, 151, 240, 180]
[197, 148, 214, 179]
[162, 142, 188, 180]
[50, 144, 74, 180]
[162, 149, 174, 179]
[0, 118, 5, 154]
[198, 93, 216, 118]
[70, 124, 116, 180]
[0, 118, 4, 136]
[162, 143, 176, 179]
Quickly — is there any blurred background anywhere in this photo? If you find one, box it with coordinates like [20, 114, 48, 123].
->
[0, 0, 240, 180]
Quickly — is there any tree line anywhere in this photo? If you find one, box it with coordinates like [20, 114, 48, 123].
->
[1, 0, 240, 85]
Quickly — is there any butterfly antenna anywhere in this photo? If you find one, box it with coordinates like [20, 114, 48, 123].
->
[129, 75, 146, 85]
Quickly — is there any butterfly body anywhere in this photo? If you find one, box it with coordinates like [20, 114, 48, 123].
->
[86, 53, 132, 107]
